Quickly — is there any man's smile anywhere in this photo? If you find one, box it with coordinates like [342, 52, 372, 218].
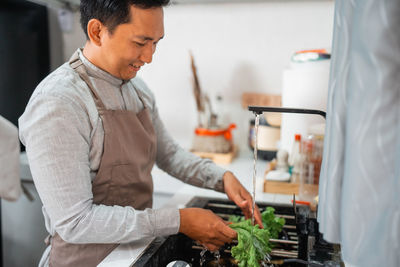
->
[129, 64, 142, 72]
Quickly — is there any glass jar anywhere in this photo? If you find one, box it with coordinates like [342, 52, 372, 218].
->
[298, 133, 323, 202]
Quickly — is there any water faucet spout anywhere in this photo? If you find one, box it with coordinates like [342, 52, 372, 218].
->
[248, 106, 326, 119]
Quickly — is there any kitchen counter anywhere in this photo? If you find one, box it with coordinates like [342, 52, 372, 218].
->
[98, 149, 294, 267]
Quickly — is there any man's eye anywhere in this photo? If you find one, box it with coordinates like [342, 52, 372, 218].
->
[134, 41, 145, 47]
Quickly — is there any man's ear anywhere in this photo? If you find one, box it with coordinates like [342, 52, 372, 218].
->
[87, 19, 104, 46]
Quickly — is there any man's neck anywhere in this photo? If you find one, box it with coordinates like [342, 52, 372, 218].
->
[82, 41, 100, 68]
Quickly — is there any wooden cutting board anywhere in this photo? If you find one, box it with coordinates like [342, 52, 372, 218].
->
[192, 145, 237, 164]
[263, 180, 319, 195]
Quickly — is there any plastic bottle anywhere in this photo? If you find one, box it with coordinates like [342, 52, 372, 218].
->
[276, 149, 289, 172]
[289, 134, 301, 182]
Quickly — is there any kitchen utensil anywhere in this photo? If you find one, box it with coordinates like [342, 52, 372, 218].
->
[248, 116, 280, 161]
[189, 52, 217, 128]
[192, 124, 236, 154]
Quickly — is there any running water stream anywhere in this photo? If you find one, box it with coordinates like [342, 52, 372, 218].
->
[213, 250, 221, 267]
[252, 114, 260, 225]
[199, 247, 207, 266]
[253, 113, 275, 267]
[199, 113, 265, 267]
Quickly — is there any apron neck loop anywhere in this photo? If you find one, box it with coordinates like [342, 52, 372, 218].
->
[69, 51, 107, 111]
[69, 51, 149, 112]
[134, 86, 148, 110]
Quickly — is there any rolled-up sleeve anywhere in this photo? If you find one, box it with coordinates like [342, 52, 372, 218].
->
[19, 92, 179, 244]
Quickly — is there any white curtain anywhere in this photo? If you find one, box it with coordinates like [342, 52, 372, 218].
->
[318, 0, 400, 266]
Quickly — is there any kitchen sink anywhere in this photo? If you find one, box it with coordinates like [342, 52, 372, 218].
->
[132, 197, 343, 267]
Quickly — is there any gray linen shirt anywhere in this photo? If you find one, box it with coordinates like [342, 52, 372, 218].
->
[19, 49, 226, 264]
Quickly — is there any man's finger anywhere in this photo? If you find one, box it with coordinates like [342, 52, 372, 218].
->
[239, 197, 264, 228]
[232, 194, 252, 219]
[203, 243, 219, 252]
[254, 205, 263, 228]
[238, 200, 252, 219]
[230, 193, 246, 208]
[213, 232, 232, 244]
[220, 224, 237, 240]
[237, 199, 248, 208]
[210, 238, 225, 247]
[247, 201, 264, 228]
[246, 199, 255, 220]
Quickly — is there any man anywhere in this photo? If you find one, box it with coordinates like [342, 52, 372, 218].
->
[19, 1, 262, 266]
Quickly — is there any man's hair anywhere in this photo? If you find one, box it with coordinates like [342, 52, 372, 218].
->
[80, 0, 170, 39]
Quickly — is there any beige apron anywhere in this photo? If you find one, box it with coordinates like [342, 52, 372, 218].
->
[48, 52, 157, 267]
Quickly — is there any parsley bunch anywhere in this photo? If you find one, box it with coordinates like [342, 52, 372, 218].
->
[261, 207, 285, 239]
[229, 220, 270, 267]
[228, 207, 285, 267]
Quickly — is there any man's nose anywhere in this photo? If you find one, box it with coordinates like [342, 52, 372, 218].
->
[140, 45, 154, 64]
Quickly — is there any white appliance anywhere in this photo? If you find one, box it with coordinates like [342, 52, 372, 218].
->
[280, 54, 330, 152]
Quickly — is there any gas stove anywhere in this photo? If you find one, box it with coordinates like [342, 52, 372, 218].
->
[133, 197, 343, 267]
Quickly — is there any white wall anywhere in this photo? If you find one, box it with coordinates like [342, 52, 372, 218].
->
[56, 1, 335, 151]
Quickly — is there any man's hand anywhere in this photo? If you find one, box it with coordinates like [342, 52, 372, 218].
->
[223, 171, 263, 228]
[179, 208, 237, 251]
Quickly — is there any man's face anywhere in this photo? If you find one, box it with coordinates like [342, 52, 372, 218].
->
[99, 6, 164, 80]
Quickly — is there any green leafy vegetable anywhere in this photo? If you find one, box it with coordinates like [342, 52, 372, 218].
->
[228, 207, 286, 267]
[229, 220, 270, 267]
[261, 207, 285, 239]
[228, 214, 245, 223]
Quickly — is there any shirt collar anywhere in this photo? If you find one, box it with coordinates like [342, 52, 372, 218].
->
[77, 48, 125, 87]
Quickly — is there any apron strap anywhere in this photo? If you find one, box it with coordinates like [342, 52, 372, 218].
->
[44, 234, 51, 246]
[69, 51, 107, 112]
[132, 85, 148, 110]
[70, 50, 149, 113]
[121, 78, 148, 110]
